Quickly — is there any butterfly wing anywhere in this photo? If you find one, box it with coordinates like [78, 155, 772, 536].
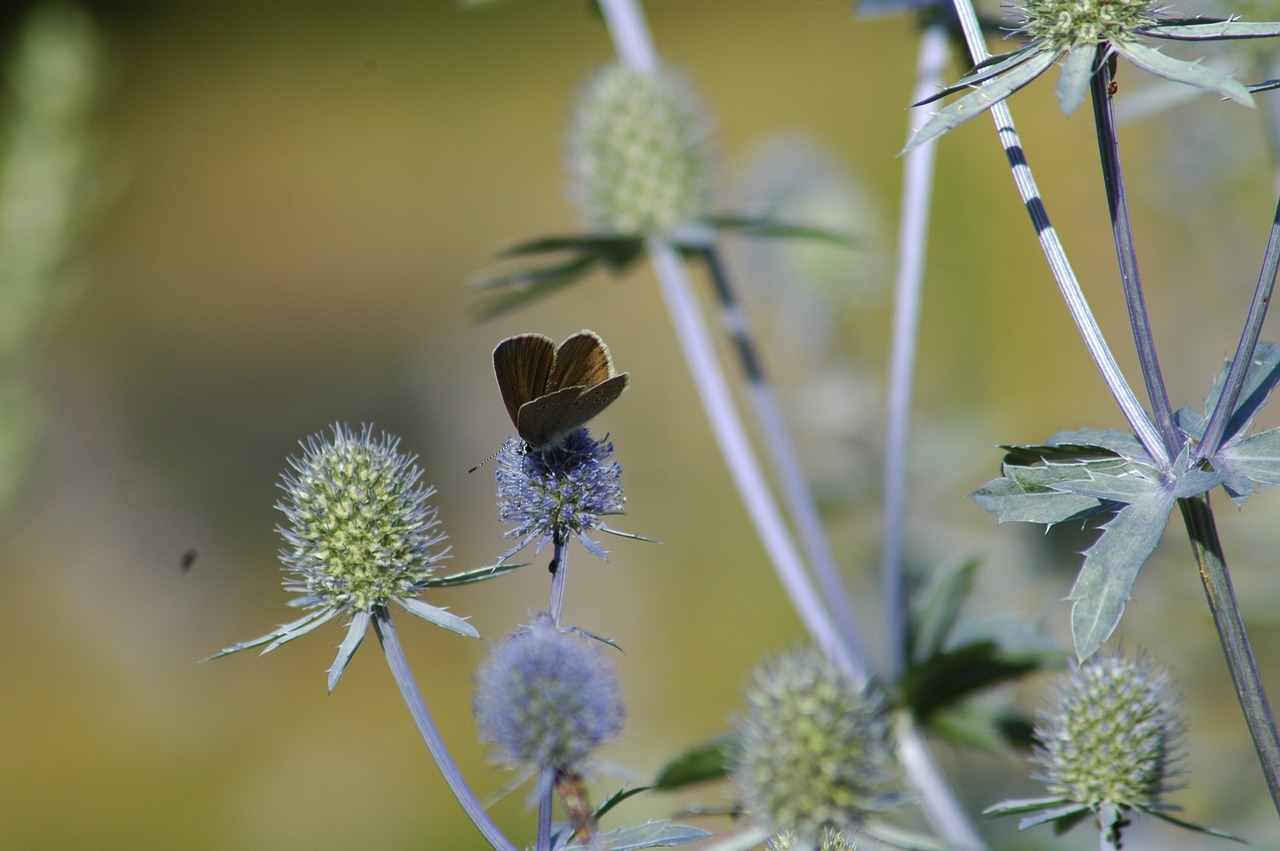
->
[547, 330, 615, 393]
[493, 334, 556, 429]
[517, 372, 630, 449]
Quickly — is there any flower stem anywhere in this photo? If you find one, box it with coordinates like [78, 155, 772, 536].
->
[696, 245, 868, 663]
[537, 767, 554, 851]
[1177, 495, 1280, 814]
[373, 609, 518, 851]
[882, 19, 949, 680]
[549, 528, 569, 626]
[947, 0, 1168, 467]
[1198, 196, 1280, 460]
[648, 236, 855, 672]
[1088, 51, 1178, 461]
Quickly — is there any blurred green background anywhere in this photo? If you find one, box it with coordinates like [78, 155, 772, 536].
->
[3, 1, 1280, 848]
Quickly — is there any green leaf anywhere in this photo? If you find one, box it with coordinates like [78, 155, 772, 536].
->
[470, 233, 646, 319]
[564, 821, 712, 850]
[1146, 20, 1280, 40]
[914, 44, 1046, 107]
[900, 639, 1040, 720]
[983, 795, 1076, 817]
[1045, 428, 1151, 458]
[1218, 340, 1280, 441]
[971, 474, 1106, 525]
[424, 561, 528, 587]
[651, 736, 733, 788]
[909, 558, 980, 664]
[1219, 426, 1280, 486]
[1114, 41, 1253, 106]
[1068, 491, 1176, 659]
[495, 233, 644, 261]
[705, 215, 860, 246]
[926, 703, 1025, 752]
[1048, 459, 1161, 502]
[592, 786, 653, 821]
[1000, 440, 1121, 466]
[395, 598, 479, 638]
[1056, 46, 1096, 115]
[904, 50, 1060, 152]
[1143, 807, 1248, 843]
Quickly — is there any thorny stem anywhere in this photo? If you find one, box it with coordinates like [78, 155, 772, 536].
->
[537, 767, 554, 851]
[1089, 51, 1179, 461]
[1178, 496, 1280, 814]
[697, 245, 868, 662]
[883, 20, 949, 681]
[947, 0, 1168, 467]
[374, 610, 519, 851]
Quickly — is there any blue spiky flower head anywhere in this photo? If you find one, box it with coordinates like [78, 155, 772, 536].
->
[209, 424, 477, 691]
[494, 429, 626, 563]
[473, 613, 625, 773]
[731, 646, 903, 845]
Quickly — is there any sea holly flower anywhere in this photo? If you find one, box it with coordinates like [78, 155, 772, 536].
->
[986, 649, 1239, 843]
[730, 646, 905, 847]
[906, 0, 1280, 151]
[209, 423, 477, 691]
[494, 428, 638, 563]
[473, 613, 625, 775]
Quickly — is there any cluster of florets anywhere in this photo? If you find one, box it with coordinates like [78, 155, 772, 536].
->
[1015, 0, 1157, 50]
[494, 429, 624, 560]
[473, 614, 625, 772]
[277, 423, 447, 611]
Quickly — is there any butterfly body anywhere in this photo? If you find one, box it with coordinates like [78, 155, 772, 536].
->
[493, 331, 629, 451]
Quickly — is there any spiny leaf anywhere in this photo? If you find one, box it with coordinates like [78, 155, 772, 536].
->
[904, 50, 1060, 152]
[1056, 46, 1096, 115]
[1114, 41, 1253, 105]
[1145, 20, 1280, 40]
[971, 475, 1106, 525]
[1068, 492, 1176, 660]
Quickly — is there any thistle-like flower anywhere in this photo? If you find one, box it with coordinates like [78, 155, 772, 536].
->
[906, 0, 1280, 151]
[567, 61, 714, 235]
[985, 648, 1236, 843]
[731, 646, 903, 846]
[209, 423, 477, 691]
[494, 429, 628, 563]
[473, 613, 625, 774]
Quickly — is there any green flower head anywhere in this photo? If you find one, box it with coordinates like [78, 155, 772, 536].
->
[566, 62, 715, 235]
[209, 424, 478, 691]
[906, 1, 1280, 151]
[730, 646, 903, 844]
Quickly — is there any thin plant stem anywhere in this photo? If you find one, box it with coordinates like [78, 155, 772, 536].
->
[947, 0, 1168, 468]
[647, 236, 854, 673]
[896, 712, 989, 850]
[549, 528, 569, 626]
[883, 20, 950, 680]
[1178, 495, 1280, 813]
[595, 0, 856, 676]
[373, 609, 519, 851]
[599, 1, 985, 843]
[537, 768, 554, 851]
[1198, 196, 1280, 461]
[1089, 51, 1179, 460]
[697, 245, 867, 661]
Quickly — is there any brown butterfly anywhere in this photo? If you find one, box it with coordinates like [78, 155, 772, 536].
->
[493, 330, 629, 451]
